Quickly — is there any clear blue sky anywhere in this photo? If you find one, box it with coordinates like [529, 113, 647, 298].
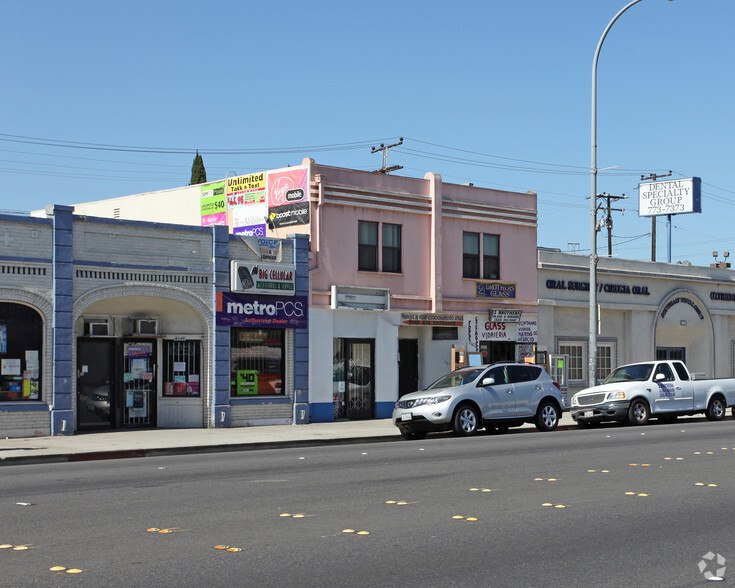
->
[2, 0, 733, 266]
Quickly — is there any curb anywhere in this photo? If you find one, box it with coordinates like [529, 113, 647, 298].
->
[0, 434, 406, 467]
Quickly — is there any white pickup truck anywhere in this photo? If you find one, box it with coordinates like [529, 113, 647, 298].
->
[570, 360, 735, 426]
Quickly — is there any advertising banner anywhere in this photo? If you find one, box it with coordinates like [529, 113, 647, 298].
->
[475, 281, 517, 299]
[489, 309, 522, 323]
[241, 236, 282, 262]
[267, 166, 310, 228]
[230, 260, 296, 295]
[231, 204, 267, 236]
[638, 177, 701, 217]
[401, 313, 464, 326]
[216, 291, 308, 329]
[517, 318, 538, 343]
[227, 172, 266, 207]
[227, 172, 267, 235]
[200, 181, 227, 226]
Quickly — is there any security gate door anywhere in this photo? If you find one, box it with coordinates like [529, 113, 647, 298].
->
[334, 339, 375, 420]
[122, 340, 157, 427]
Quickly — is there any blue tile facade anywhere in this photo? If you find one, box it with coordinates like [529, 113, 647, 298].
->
[0, 210, 310, 437]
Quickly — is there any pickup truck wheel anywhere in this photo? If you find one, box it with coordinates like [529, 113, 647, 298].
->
[453, 404, 480, 437]
[535, 400, 559, 432]
[706, 396, 726, 421]
[627, 399, 650, 426]
[400, 429, 427, 441]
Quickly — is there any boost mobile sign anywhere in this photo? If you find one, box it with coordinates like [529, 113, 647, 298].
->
[638, 177, 701, 217]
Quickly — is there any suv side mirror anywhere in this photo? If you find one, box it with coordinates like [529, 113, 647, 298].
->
[480, 376, 495, 387]
[654, 373, 666, 382]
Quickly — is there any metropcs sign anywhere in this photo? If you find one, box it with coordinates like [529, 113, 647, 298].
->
[638, 177, 701, 217]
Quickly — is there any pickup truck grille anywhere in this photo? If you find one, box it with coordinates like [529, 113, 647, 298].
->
[576, 393, 606, 406]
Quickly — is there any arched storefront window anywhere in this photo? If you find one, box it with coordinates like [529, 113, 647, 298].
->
[0, 303, 42, 401]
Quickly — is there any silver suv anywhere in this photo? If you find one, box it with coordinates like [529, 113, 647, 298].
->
[393, 363, 563, 440]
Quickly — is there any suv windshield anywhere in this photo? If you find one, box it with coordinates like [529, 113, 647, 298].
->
[603, 363, 654, 384]
[425, 368, 484, 390]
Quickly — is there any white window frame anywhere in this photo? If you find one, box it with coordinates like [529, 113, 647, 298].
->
[557, 338, 617, 385]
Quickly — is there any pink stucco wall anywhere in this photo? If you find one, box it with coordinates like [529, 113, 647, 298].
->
[276, 160, 538, 315]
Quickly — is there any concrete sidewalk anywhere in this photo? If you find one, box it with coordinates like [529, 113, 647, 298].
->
[0, 413, 577, 466]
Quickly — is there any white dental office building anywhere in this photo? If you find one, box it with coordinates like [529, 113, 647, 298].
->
[537, 248, 735, 393]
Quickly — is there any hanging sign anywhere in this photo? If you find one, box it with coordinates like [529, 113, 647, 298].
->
[488, 309, 522, 323]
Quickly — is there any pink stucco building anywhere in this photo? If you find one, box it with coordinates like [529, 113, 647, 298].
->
[302, 160, 538, 420]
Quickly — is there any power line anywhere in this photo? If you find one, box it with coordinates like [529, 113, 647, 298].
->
[0, 133, 396, 155]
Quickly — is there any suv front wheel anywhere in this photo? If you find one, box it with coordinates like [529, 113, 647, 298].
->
[453, 404, 480, 437]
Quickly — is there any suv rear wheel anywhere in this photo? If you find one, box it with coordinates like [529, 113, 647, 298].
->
[534, 400, 559, 432]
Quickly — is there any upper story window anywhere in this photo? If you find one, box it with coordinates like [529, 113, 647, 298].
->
[358, 221, 378, 271]
[483, 234, 499, 280]
[358, 221, 402, 273]
[382, 223, 401, 273]
[463, 232, 500, 279]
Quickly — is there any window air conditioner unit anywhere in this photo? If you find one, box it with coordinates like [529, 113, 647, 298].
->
[87, 321, 110, 337]
[135, 319, 158, 335]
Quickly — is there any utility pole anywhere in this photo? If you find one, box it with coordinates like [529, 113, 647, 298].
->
[640, 171, 672, 261]
[597, 192, 627, 257]
[371, 138, 403, 174]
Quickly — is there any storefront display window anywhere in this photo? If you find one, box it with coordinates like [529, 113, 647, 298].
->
[163, 340, 201, 397]
[0, 303, 42, 401]
[230, 328, 284, 396]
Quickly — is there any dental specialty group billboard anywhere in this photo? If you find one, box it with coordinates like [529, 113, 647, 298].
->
[638, 177, 701, 217]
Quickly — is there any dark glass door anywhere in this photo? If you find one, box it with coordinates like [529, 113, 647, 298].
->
[479, 341, 516, 363]
[398, 339, 419, 397]
[77, 339, 114, 430]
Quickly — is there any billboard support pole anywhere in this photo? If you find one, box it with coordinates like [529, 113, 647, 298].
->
[641, 171, 672, 263]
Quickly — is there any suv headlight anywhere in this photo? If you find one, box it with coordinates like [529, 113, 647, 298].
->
[605, 391, 626, 401]
[571, 396, 579, 407]
[412, 395, 451, 407]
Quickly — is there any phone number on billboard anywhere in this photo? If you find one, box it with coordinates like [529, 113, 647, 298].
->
[644, 204, 687, 215]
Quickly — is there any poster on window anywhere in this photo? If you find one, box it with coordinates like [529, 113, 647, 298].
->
[0, 325, 6, 353]
[124, 343, 153, 358]
[1, 358, 21, 376]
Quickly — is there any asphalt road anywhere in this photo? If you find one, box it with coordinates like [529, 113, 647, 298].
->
[2, 418, 735, 587]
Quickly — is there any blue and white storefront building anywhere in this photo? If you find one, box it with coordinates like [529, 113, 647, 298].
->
[0, 206, 308, 437]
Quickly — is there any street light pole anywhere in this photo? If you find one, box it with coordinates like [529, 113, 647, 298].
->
[589, 0, 650, 387]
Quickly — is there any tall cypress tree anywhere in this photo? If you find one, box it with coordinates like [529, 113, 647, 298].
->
[189, 151, 207, 185]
